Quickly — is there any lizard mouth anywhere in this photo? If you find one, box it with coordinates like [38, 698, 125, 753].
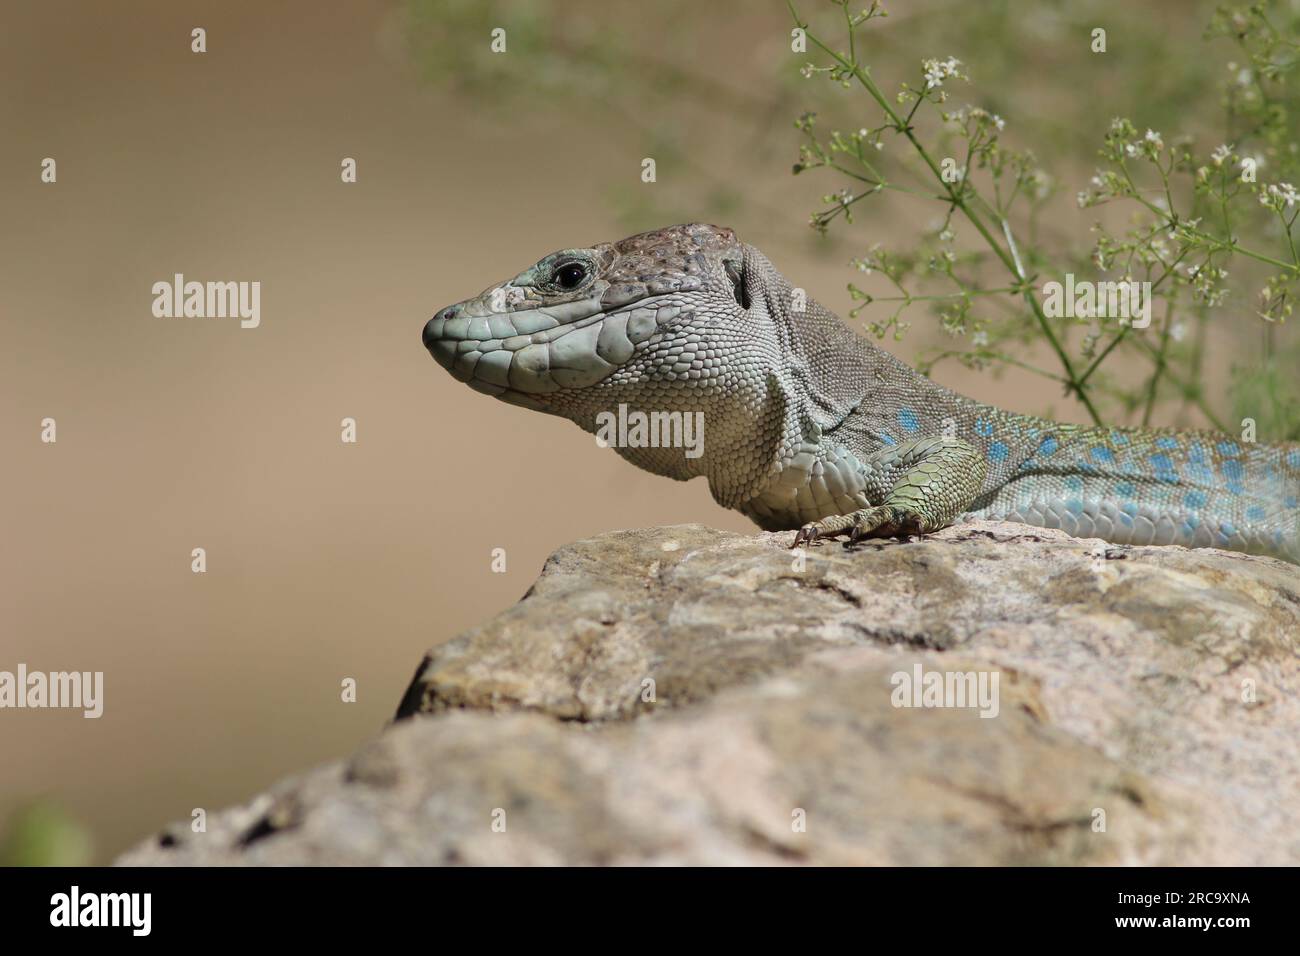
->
[422, 296, 682, 401]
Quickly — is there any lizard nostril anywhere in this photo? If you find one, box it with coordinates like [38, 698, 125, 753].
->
[424, 305, 461, 350]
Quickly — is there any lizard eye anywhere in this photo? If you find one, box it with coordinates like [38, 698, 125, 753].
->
[553, 262, 587, 290]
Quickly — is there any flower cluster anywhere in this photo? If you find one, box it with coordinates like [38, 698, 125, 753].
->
[922, 56, 964, 91]
[789, 0, 1300, 438]
[1259, 182, 1300, 211]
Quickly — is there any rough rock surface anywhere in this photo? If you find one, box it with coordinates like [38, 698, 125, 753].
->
[117, 521, 1300, 865]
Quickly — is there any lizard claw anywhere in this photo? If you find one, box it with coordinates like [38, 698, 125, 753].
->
[845, 521, 879, 548]
[845, 511, 884, 547]
[792, 524, 820, 549]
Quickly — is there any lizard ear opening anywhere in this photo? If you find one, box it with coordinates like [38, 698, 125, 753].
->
[724, 257, 751, 310]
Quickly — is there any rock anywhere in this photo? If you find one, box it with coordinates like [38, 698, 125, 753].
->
[116, 521, 1300, 865]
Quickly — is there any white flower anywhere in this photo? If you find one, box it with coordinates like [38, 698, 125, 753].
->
[1170, 322, 1187, 342]
[1211, 143, 1234, 166]
[1144, 129, 1164, 150]
[972, 330, 989, 347]
[921, 56, 962, 90]
[1261, 182, 1299, 207]
[992, 114, 1005, 131]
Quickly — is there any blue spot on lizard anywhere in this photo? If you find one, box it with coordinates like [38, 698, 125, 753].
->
[1149, 454, 1178, 483]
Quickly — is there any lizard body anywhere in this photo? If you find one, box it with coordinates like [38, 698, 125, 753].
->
[422, 223, 1300, 563]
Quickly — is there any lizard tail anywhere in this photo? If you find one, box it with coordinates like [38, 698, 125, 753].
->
[972, 427, 1300, 564]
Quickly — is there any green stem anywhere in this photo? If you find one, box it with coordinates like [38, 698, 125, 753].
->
[1141, 302, 1174, 427]
[789, 1, 1104, 425]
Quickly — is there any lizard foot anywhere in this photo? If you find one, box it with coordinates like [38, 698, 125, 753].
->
[845, 505, 924, 546]
[791, 525, 820, 549]
[792, 507, 926, 549]
[790, 512, 864, 549]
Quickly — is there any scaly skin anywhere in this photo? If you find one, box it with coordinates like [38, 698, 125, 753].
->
[422, 223, 1300, 563]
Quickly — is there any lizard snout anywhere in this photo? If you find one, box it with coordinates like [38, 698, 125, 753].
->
[422, 305, 458, 354]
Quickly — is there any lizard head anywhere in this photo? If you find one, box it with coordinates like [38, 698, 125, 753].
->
[421, 223, 763, 416]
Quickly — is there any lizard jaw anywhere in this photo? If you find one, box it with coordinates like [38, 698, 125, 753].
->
[422, 295, 683, 402]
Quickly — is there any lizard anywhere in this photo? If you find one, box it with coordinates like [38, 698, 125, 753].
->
[421, 222, 1300, 564]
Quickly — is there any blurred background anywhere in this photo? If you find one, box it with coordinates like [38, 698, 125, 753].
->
[1, 0, 1292, 863]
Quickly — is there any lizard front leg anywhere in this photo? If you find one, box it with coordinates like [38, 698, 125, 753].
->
[792, 437, 987, 547]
